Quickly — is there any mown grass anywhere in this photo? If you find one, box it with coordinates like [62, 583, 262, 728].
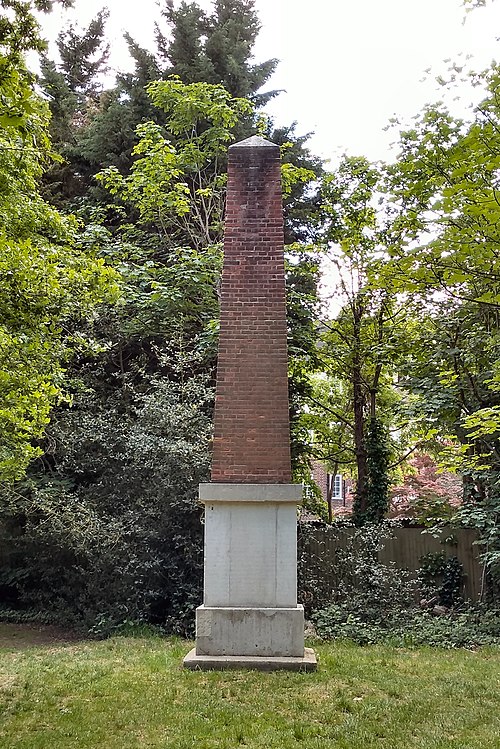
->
[0, 630, 499, 749]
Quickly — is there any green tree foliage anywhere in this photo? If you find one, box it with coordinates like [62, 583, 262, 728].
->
[0, 1, 73, 57]
[39, 9, 110, 203]
[39, 0, 279, 207]
[1, 1, 72, 133]
[97, 78, 253, 249]
[0, 1, 115, 482]
[156, 0, 279, 104]
[63, 33, 162, 191]
[1, 372, 211, 633]
[384, 71, 500, 304]
[376, 63, 500, 582]
[39, 0, 323, 243]
[0, 81, 237, 628]
[55, 9, 109, 99]
[2, 0, 326, 628]
[304, 156, 410, 519]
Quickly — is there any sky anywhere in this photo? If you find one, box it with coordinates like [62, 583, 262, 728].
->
[36, 0, 500, 164]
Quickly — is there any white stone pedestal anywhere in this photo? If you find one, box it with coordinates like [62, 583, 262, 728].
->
[183, 483, 317, 671]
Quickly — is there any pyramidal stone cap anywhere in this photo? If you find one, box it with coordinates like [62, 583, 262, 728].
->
[229, 134, 279, 150]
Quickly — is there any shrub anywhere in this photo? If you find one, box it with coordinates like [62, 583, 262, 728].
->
[300, 520, 499, 648]
[418, 551, 464, 608]
[0, 373, 212, 636]
[312, 605, 500, 649]
[298, 521, 417, 618]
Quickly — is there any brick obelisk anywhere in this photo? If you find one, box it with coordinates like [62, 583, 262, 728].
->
[184, 136, 316, 671]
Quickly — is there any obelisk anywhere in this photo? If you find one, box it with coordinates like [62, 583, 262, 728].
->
[184, 136, 316, 671]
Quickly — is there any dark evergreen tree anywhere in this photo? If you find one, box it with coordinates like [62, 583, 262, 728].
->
[39, 9, 110, 204]
[78, 34, 163, 177]
[156, 1, 211, 83]
[156, 0, 278, 104]
[206, 0, 278, 105]
[270, 122, 324, 243]
[56, 9, 109, 103]
[38, 56, 76, 147]
[40, 8, 110, 141]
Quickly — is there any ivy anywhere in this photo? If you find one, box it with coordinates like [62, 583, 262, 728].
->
[419, 552, 464, 608]
[353, 417, 391, 525]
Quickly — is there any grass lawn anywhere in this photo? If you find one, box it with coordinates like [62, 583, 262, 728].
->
[0, 624, 499, 749]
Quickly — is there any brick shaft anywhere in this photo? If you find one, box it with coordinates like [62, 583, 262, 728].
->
[211, 137, 291, 483]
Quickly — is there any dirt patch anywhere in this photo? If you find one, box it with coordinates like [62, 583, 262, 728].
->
[0, 672, 18, 692]
[0, 622, 85, 651]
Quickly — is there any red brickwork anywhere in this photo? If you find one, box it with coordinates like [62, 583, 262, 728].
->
[211, 136, 291, 483]
[312, 462, 328, 501]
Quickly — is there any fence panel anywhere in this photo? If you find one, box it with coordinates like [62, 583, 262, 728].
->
[299, 525, 483, 601]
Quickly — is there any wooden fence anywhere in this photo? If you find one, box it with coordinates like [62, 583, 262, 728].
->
[299, 525, 484, 601]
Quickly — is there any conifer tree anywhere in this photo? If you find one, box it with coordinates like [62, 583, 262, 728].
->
[75, 34, 163, 181]
[56, 9, 109, 102]
[39, 9, 110, 203]
[156, 0, 279, 103]
[40, 9, 109, 138]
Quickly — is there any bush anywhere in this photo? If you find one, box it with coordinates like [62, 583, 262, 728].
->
[312, 605, 500, 648]
[300, 521, 499, 648]
[298, 521, 417, 617]
[418, 552, 464, 608]
[0, 373, 212, 636]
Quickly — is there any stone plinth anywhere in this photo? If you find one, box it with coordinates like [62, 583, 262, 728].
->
[202, 483, 301, 608]
[184, 647, 317, 672]
[195, 605, 305, 657]
[182, 483, 316, 671]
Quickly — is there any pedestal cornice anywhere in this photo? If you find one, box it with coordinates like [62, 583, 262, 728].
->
[199, 483, 303, 503]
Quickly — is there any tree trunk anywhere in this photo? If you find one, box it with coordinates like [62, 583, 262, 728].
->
[353, 363, 368, 513]
[326, 473, 333, 523]
[352, 298, 368, 516]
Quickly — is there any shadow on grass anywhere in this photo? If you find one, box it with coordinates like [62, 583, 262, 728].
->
[0, 622, 87, 651]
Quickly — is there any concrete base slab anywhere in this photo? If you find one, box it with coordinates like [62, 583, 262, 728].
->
[183, 646, 317, 672]
[196, 605, 304, 656]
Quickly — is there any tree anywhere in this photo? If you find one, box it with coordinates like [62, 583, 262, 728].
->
[97, 78, 253, 250]
[2, 371, 212, 633]
[384, 90, 500, 304]
[381, 65, 500, 470]
[154, 2, 324, 244]
[39, 0, 279, 209]
[0, 80, 257, 627]
[5, 2, 328, 631]
[354, 416, 391, 524]
[390, 453, 462, 524]
[0, 1, 116, 481]
[39, 9, 110, 203]
[377, 61, 500, 583]
[55, 9, 109, 101]
[306, 156, 411, 522]
[156, 0, 279, 104]
[1, 1, 73, 58]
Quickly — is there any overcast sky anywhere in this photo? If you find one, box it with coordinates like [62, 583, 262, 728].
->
[37, 0, 500, 163]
